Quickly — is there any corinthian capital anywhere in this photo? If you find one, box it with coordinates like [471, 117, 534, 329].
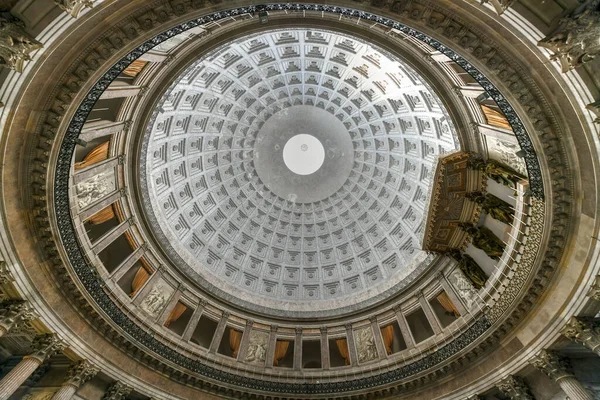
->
[537, 2, 600, 72]
[0, 300, 36, 335]
[589, 275, 600, 300]
[65, 360, 100, 388]
[497, 375, 534, 399]
[561, 316, 600, 356]
[54, 0, 94, 18]
[529, 349, 573, 382]
[587, 100, 600, 124]
[103, 381, 132, 400]
[27, 334, 66, 363]
[0, 13, 43, 73]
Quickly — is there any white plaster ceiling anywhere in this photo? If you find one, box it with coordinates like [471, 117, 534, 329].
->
[141, 28, 459, 315]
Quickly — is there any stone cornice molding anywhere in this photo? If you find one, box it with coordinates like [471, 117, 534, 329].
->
[0, 0, 588, 398]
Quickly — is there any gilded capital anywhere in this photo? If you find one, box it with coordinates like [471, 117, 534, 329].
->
[529, 349, 573, 382]
[65, 360, 100, 388]
[561, 317, 600, 356]
[27, 334, 66, 363]
[497, 375, 534, 399]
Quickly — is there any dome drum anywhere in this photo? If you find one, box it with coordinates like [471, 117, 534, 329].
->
[0, 0, 596, 399]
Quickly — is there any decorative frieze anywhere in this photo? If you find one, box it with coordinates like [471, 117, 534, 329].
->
[0, 12, 43, 72]
[538, 0, 600, 72]
[561, 317, 600, 356]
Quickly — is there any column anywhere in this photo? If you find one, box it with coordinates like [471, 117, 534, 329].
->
[496, 375, 534, 399]
[293, 327, 302, 370]
[345, 323, 358, 366]
[0, 334, 64, 399]
[99, 85, 146, 100]
[102, 381, 132, 400]
[561, 317, 600, 356]
[394, 305, 415, 348]
[0, 301, 36, 337]
[419, 293, 442, 335]
[265, 325, 278, 368]
[530, 349, 594, 400]
[51, 360, 99, 400]
[91, 217, 133, 253]
[237, 320, 254, 362]
[208, 312, 229, 353]
[369, 317, 386, 359]
[320, 327, 329, 369]
[182, 299, 206, 342]
[79, 188, 126, 221]
[80, 120, 131, 143]
[73, 157, 119, 184]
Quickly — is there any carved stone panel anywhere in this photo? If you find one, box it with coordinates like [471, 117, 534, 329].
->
[245, 330, 269, 365]
[486, 136, 528, 177]
[448, 268, 479, 310]
[354, 327, 378, 363]
[75, 170, 116, 209]
[140, 280, 174, 317]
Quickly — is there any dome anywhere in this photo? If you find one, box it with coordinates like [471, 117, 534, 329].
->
[140, 28, 457, 317]
[0, 1, 598, 400]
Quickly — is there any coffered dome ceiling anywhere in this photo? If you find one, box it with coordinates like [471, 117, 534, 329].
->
[141, 28, 458, 316]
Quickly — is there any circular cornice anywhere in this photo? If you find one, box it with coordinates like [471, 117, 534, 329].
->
[49, 3, 549, 395]
[0, 0, 586, 398]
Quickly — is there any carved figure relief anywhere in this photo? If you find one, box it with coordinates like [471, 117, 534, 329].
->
[448, 268, 479, 309]
[354, 327, 378, 363]
[75, 171, 116, 209]
[0, 13, 43, 73]
[538, 0, 600, 72]
[245, 330, 269, 364]
[486, 137, 528, 177]
[140, 282, 173, 317]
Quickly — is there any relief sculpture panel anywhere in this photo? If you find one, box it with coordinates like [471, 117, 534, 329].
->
[486, 137, 528, 177]
[245, 330, 269, 365]
[140, 280, 174, 317]
[75, 170, 116, 209]
[354, 327, 378, 363]
[448, 268, 479, 310]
